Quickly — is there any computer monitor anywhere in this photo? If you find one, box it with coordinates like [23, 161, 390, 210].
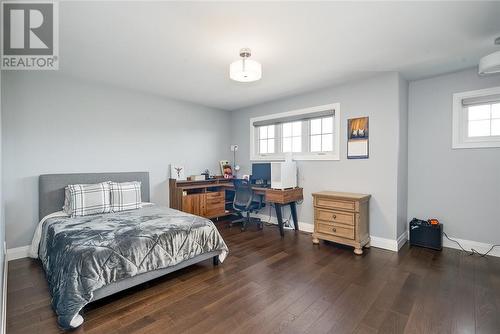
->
[251, 163, 271, 186]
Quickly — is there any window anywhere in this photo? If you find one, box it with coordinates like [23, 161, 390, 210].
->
[453, 87, 500, 149]
[258, 125, 275, 154]
[250, 103, 340, 160]
[467, 103, 500, 137]
[310, 117, 333, 152]
[282, 121, 302, 153]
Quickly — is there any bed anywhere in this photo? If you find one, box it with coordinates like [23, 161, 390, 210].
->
[31, 172, 229, 329]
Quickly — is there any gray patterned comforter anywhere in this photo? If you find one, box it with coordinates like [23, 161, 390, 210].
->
[37, 205, 228, 329]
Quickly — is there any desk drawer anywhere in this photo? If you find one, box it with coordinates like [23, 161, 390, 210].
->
[315, 208, 355, 226]
[206, 191, 224, 199]
[316, 222, 354, 240]
[205, 199, 225, 217]
[206, 197, 224, 206]
[205, 207, 225, 218]
[314, 197, 356, 211]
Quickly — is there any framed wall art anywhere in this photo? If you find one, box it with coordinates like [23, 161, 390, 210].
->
[347, 117, 369, 159]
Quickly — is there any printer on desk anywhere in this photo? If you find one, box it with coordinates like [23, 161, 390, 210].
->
[271, 161, 297, 189]
[251, 162, 297, 190]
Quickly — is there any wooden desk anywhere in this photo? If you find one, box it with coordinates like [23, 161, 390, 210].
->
[169, 178, 303, 237]
[169, 179, 232, 219]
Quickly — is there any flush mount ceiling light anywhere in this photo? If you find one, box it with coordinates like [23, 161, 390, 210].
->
[478, 37, 500, 75]
[229, 48, 262, 82]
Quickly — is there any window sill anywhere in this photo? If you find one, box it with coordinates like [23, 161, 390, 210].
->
[452, 140, 500, 149]
[250, 154, 340, 161]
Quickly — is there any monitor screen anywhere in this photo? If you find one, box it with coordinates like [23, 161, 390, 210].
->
[251, 163, 271, 182]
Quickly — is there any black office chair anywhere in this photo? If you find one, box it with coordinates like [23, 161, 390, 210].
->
[231, 179, 263, 231]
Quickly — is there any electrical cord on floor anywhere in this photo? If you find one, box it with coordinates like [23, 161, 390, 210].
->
[443, 231, 500, 257]
[264, 204, 276, 227]
[283, 212, 293, 228]
[262, 203, 294, 228]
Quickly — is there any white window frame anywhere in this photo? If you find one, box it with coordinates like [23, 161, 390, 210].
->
[250, 103, 340, 161]
[452, 86, 500, 149]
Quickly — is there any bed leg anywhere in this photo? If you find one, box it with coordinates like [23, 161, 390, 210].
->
[213, 255, 220, 266]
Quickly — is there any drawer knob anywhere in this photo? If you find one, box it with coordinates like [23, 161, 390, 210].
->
[332, 215, 337, 219]
[332, 227, 337, 232]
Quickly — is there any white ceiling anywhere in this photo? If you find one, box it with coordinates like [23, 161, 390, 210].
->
[59, 1, 500, 110]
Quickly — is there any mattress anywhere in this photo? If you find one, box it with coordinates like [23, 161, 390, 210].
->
[32, 204, 229, 329]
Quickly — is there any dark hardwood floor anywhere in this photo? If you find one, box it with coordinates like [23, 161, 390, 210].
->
[6, 221, 500, 334]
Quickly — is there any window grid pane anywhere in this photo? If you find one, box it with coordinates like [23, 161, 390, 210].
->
[322, 134, 333, 152]
[292, 122, 301, 136]
[283, 123, 292, 137]
[310, 119, 322, 135]
[467, 103, 500, 138]
[322, 117, 333, 134]
[310, 117, 334, 152]
[468, 120, 491, 137]
[282, 122, 302, 153]
[468, 105, 491, 121]
[259, 126, 268, 139]
[267, 139, 275, 153]
[492, 119, 500, 136]
[283, 137, 292, 152]
[310, 135, 321, 152]
[260, 139, 268, 153]
[492, 103, 500, 119]
[292, 137, 301, 152]
[268, 125, 275, 139]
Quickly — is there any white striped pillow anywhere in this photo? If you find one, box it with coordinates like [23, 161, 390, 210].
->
[64, 182, 111, 217]
[109, 181, 142, 212]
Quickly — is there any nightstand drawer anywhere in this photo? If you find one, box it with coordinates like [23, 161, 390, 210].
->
[314, 197, 356, 211]
[315, 208, 355, 226]
[316, 222, 354, 240]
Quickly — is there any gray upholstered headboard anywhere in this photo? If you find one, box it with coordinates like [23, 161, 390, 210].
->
[39, 172, 150, 220]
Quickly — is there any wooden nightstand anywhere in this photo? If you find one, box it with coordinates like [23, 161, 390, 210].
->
[312, 191, 371, 255]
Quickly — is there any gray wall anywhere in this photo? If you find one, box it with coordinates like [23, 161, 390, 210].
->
[230, 72, 406, 241]
[397, 76, 409, 238]
[408, 68, 500, 244]
[2, 72, 230, 248]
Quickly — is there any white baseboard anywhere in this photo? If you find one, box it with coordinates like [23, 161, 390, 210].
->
[370, 236, 399, 252]
[6, 245, 30, 261]
[397, 231, 408, 250]
[297, 222, 314, 233]
[442, 235, 500, 258]
[254, 214, 314, 233]
[370, 232, 408, 252]
[256, 213, 408, 253]
[407, 230, 500, 258]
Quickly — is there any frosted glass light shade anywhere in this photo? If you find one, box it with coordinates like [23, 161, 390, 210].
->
[230, 59, 262, 82]
[479, 51, 500, 75]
